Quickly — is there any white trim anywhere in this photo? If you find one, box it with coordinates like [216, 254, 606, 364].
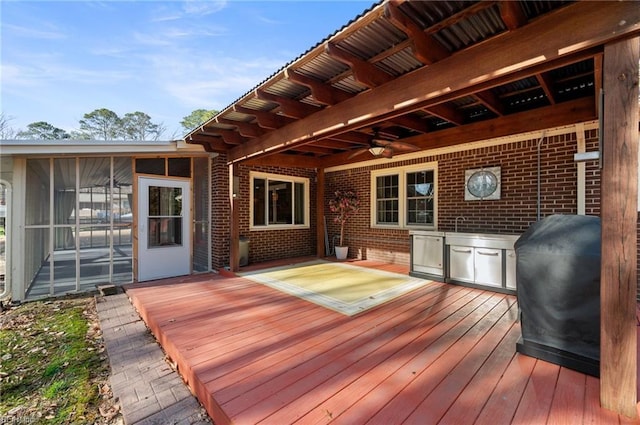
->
[325, 120, 599, 173]
[249, 171, 311, 231]
[0, 179, 12, 300]
[0, 139, 208, 155]
[370, 162, 438, 230]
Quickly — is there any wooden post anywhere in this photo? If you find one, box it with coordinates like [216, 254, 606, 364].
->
[316, 168, 325, 257]
[600, 37, 639, 418]
[229, 163, 240, 272]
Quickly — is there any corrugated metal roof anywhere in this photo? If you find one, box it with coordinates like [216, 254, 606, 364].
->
[186, 0, 600, 160]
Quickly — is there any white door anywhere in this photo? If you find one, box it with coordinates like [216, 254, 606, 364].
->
[138, 177, 190, 281]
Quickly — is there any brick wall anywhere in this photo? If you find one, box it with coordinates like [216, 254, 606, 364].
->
[325, 131, 592, 265]
[210, 154, 231, 270]
[210, 128, 639, 299]
[210, 158, 317, 268]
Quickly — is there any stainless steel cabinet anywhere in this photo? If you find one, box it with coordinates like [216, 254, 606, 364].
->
[449, 245, 474, 283]
[474, 248, 502, 287]
[411, 232, 444, 277]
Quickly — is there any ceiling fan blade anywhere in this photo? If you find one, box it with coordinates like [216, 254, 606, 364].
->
[389, 141, 420, 152]
[372, 138, 393, 147]
[382, 147, 394, 158]
[347, 147, 369, 159]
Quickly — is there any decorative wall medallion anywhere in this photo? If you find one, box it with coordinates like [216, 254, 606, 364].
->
[465, 166, 501, 200]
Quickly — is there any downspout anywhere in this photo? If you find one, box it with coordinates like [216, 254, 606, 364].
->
[536, 131, 547, 221]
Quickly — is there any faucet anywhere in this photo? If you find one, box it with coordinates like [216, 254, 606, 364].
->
[455, 216, 466, 232]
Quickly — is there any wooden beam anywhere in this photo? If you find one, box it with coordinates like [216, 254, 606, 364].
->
[312, 139, 356, 150]
[290, 145, 335, 155]
[600, 37, 639, 419]
[285, 69, 354, 105]
[499, 1, 527, 30]
[321, 97, 596, 168]
[325, 42, 394, 88]
[535, 72, 556, 105]
[475, 90, 505, 116]
[204, 128, 245, 145]
[424, 104, 465, 126]
[327, 132, 371, 145]
[233, 105, 294, 129]
[228, 1, 636, 162]
[384, 2, 450, 64]
[243, 153, 321, 169]
[316, 168, 325, 257]
[216, 118, 265, 138]
[256, 89, 321, 119]
[189, 135, 229, 152]
[389, 114, 432, 133]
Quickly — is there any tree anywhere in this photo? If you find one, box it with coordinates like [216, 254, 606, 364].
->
[0, 112, 17, 139]
[180, 109, 218, 132]
[121, 111, 165, 141]
[79, 108, 122, 140]
[16, 121, 70, 140]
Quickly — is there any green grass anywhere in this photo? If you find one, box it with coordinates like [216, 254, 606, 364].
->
[0, 297, 109, 424]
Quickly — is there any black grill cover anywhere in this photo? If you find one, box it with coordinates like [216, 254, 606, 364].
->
[515, 214, 600, 376]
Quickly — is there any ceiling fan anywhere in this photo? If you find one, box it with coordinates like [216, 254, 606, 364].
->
[348, 128, 420, 159]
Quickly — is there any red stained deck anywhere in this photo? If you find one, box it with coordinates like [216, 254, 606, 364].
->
[125, 259, 640, 425]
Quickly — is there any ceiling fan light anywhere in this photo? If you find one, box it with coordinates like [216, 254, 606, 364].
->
[368, 146, 386, 156]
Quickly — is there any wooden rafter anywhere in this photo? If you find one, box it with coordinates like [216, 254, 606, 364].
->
[322, 97, 596, 168]
[388, 114, 431, 133]
[474, 90, 505, 116]
[285, 69, 354, 105]
[202, 128, 246, 145]
[228, 0, 631, 162]
[233, 105, 294, 130]
[424, 104, 465, 126]
[325, 42, 394, 88]
[189, 135, 230, 152]
[384, 2, 450, 65]
[499, 1, 527, 30]
[255, 89, 321, 119]
[535, 72, 556, 105]
[216, 118, 265, 138]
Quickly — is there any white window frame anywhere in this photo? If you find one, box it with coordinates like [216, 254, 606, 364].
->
[249, 171, 310, 231]
[370, 162, 438, 230]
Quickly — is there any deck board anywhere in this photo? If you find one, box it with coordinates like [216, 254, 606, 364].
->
[125, 260, 640, 425]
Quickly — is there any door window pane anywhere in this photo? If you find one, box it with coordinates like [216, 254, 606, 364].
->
[148, 186, 183, 248]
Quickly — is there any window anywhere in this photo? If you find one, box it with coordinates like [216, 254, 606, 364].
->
[371, 163, 437, 229]
[251, 172, 309, 229]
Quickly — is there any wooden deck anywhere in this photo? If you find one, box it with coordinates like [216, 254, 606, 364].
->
[125, 259, 640, 425]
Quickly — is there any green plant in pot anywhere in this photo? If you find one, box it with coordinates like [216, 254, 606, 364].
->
[329, 189, 360, 260]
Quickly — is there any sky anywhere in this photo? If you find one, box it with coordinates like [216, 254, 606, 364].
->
[1, 0, 374, 138]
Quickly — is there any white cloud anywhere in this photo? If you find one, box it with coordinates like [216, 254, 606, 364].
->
[3, 23, 66, 40]
[182, 0, 227, 16]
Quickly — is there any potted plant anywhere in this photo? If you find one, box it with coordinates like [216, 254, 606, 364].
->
[329, 189, 360, 260]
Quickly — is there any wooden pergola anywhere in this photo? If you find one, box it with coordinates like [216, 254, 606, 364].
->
[185, 1, 640, 417]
